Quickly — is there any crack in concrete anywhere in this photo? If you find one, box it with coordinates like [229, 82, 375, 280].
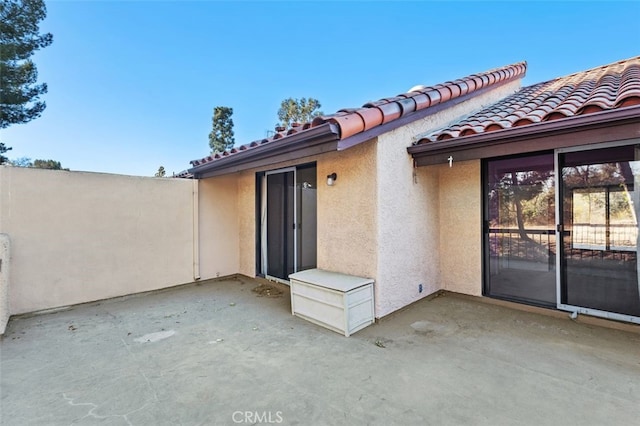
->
[63, 393, 127, 425]
[63, 393, 153, 426]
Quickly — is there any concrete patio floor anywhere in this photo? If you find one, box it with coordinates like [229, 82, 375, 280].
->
[1, 276, 639, 426]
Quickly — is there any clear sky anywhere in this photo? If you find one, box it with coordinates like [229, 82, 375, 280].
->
[2, 0, 639, 177]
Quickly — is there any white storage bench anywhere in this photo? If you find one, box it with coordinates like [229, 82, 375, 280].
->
[288, 269, 375, 337]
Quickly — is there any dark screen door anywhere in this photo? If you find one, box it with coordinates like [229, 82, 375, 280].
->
[266, 171, 295, 280]
[484, 153, 557, 306]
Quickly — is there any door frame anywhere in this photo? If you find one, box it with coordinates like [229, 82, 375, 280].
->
[555, 139, 640, 324]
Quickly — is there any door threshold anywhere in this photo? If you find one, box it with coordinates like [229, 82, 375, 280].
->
[467, 293, 640, 334]
[265, 276, 290, 286]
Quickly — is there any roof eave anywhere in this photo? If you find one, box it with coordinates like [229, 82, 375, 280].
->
[189, 123, 340, 178]
[408, 106, 640, 166]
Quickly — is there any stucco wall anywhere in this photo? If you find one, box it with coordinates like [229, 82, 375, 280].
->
[0, 166, 197, 315]
[375, 126, 441, 317]
[237, 170, 257, 277]
[374, 81, 519, 317]
[437, 160, 483, 296]
[316, 142, 377, 279]
[198, 175, 240, 280]
[235, 141, 378, 281]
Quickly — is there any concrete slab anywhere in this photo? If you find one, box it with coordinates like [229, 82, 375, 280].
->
[1, 277, 639, 425]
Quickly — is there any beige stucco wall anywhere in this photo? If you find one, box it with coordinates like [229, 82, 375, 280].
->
[237, 170, 257, 277]
[316, 142, 377, 279]
[437, 160, 483, 296]
[374, 81, 519, 317]
[235, 141, 378, 281]
[0, 166, 198, 315]
[198, 175, 240, 280]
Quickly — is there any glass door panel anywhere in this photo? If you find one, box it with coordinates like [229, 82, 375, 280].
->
[296, 166, 317, 272]
[560, 145, 640, 317]
[485, 154, 556, 306]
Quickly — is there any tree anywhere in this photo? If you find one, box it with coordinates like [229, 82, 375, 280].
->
[492, 169, 553, 241]
[8, 157, 67, 170]
[0, 143, 12, 164]
[0, 0, 53, 129]
[154, 166, 166, 177]
[9, 156, 32, 167]
[33, 158, 64, 169]
[277, 97, 323, 129]
[208, 106, 234, 154]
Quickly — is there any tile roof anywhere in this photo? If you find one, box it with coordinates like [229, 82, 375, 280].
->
[415, 56, 640, 144]
[187, 62, 527, 171]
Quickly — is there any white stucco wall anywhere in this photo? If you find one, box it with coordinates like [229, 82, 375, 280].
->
[374, 80, 520, 317]
[198, 175, 240, 280]
[0, 166, 198, 315]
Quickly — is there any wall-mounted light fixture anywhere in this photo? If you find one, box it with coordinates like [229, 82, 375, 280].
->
[327, 173, 337, 186]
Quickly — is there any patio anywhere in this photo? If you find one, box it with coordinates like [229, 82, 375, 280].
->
[1, 276, 639, 425]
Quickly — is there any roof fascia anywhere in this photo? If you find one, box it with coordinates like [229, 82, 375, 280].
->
[408, 106, 640, 166]
[189, 123, 340, 178]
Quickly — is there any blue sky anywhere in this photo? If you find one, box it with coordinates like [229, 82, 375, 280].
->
[2, 0, 639, 176]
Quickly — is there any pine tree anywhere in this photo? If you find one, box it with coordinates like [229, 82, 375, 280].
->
[208, 106, 235, 153]
[0, 0, 53, 128]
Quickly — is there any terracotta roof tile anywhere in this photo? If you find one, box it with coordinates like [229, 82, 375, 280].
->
[416, 56, 640, 144]
[187, 61, 527, 170]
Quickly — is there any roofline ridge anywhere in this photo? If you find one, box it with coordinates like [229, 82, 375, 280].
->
[523, 55, 640, 90]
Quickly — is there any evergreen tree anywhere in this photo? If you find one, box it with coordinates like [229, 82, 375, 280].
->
[0, 143, 12, 164]
[0, 0, 53, 128]
[208, 106, 235, 153]
[277, 97, 322, 129]
[155, 166, 166, 177]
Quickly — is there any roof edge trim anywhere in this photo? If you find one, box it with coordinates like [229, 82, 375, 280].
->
[408, 106, 640, 161]
[188, 123, 340, 177]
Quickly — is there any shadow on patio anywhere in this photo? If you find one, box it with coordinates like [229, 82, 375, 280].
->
[1, 276, 639, 425]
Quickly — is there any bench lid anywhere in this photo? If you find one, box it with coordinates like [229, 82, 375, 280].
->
[289, 268, 374, 292]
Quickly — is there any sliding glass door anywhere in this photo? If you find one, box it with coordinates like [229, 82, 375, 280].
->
[559, 145, 640, 318]
[484, 153, 557, 306]
[260, 164, 317, 282]
[484, 144, 640, 323]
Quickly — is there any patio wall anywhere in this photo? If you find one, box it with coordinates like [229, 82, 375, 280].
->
[0, 166, 236, 319]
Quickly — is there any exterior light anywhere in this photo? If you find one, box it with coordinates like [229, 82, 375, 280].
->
[327, 173, 337, 186]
